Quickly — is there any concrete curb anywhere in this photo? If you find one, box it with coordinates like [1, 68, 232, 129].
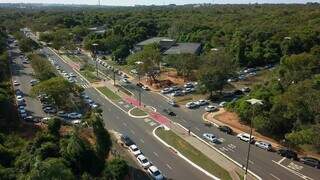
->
[175, 122, 262, 180]
[202, 113, 220, 127]
[152, 125, 220, 180]
[128, 107, 149, 119]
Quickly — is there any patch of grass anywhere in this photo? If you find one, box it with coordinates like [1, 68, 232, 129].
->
[115, 84, 132, 96]
[66, 55, 81, 62]
[97, 87, 121, 101]
[130, 107, 148, 117]
[80, 70, 99, 83]
[156, 128, 232, 180]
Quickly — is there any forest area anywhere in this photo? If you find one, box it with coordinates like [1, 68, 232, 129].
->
[0, 4, 319, 178]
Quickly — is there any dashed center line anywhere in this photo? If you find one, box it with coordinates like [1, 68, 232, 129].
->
[166, 164, 172, 170]
[270, 173, 281, 180]
[153, 152, 159, 157]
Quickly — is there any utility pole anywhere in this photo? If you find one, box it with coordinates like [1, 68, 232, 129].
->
[244, 98, 263, 180]
[135, 61, 143, 107]
[92, 43, 99, 79]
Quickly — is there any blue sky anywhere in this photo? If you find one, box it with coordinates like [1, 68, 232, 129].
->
[0, 0, 317, 6]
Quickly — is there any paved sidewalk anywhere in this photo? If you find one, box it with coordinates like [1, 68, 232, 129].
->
[167, 122, 256, 180]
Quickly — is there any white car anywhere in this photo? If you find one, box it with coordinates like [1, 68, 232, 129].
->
[129, 144, 141, 156]
[255, 141, 272, 151]
[195, 99, 209, 106]
[161, 88, 172, 94]
[237, 133, 255, 143]
[185, 102, 198, 109]
[219, 101, 227, 107]
[203, 133, 219, 143]
[69, 73, 76, 77]
[205, 105, 218, 112]
[71, 120, 81, 125]
[30, 79, 38, 86]
[147, 166, 164, 180]
[16, 95, 24, 102]
[68, 112, 82, 119]
[13, 80, 20, 86]
[137, 154, 151, 169]
[121, 78, 130, 83]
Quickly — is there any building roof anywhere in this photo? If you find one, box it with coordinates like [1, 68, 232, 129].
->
[136, 37, 174, 46]
[163, 43, 201, 55]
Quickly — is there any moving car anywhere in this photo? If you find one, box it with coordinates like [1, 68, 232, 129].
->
[205, 105, 218, 112]
[203, 133, 219, 143]
[147, 166, 164, 180]
[218, 126, 233, 134]
[277, 148, 298, 160]
[300, 157, 320, 168]
[162, 108, 176, 116]
[137, 154, 151, 169]
[255, 141, 272, 151]
[129, 144, 141, 156]
[120, 135, 134, 147]
[186, 102, 198, 109]
[237, 133, 255, 143]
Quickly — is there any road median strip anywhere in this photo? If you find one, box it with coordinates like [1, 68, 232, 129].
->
[97, 86, 121, 101]
[154, 126, 231, 180]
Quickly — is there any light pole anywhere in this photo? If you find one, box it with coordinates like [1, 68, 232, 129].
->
[92, 43, 99, 78]
[244, 98, 263, 180]
[135, 61, 143, 107]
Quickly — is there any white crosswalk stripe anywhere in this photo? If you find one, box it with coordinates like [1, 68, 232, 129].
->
[81, 84, 90, 88]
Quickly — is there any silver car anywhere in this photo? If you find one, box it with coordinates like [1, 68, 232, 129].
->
[255, 141, 272, 151]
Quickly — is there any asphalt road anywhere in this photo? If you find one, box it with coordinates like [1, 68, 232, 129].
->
[85, 55, 320, 180]
[9, 44, 45, 120]
[41, 47, 212, 180]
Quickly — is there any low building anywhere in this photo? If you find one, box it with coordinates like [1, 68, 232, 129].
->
[163, 43, 202, 55]
[134, 37, 175, 51]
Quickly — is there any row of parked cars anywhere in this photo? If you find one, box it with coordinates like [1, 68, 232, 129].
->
[161, 82, 197, 97]
[120, 135, 165, 180]
[227, 65, 274, 83]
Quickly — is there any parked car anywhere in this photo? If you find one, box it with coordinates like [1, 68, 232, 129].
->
[136, 82, 143, 87]
[184, 82, 194, 88]
[161, 88, 172, 94]
[182, 88, 194, 94]
[195, 99, 209, 106]
[142, 85, 150, 91]
[43, 106, 57, 114]
[130, 69, 138, 74]
[137, 154, 151, 169]
[162, 108, 176, 116]
[185, 102, 198, 109]
[255, 141, 272, 151]
[30, 79, 39, 86]
[13, 80, 20, 86]
[237, 133, 255, 143]
[16, 95, 25, 102]
[300, 157, 320, 168]
[277, 148, 298, 160]
[68, 112, 82, 119]
[57, 111, 68, 118]
[218, 125, 233, 134]
[227, 77, 238, 83]
[121, 78, 130, 83]
[147, 166, 164, 180]
[241, 87, 251, 93]
[69, 73, 76, 77]
[233, 90, 244, 96]
[205, 105, 218, 112]
[167, 100, 178, 107]
[120, 135, 134, 147]
[219, 101, 227, 107]
[24, 116, 35, 122]
[89, 102, 99, 109]
[129, 144, 141, 156]
[171, 90, 183, 97]
[203, 133, 219, 143]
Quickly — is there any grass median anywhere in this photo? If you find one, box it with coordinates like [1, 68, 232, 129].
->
[156, 128, 232, 180]
[97, 87, 121, 101]
[80, 70, 100, 83]
[130, 107, 148, 117]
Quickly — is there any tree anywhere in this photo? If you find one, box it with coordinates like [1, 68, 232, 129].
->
[29, 54, 56, 81]
[47, 118, 61, 137]
[112, 44, 130, 63]
[19, 38, 39, 53]
[26, 158, 75, 180]
[164, 54, 199, 80]
[36, 142, 59, 160]
[105, 158, 129, 180]
[197, 51, 235, 98]
[127, 44, 161, 83]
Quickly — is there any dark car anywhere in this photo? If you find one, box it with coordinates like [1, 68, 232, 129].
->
[136, 82, 143, 87]
[277, 148, 298, 160]
[121, 135, 134, 147]
[233, 89, 244, 96]
[43, 106, 57, 114]
[300, 157, 320, 168]
[218, 126, 233, 135]
[163, 108, 176, 116]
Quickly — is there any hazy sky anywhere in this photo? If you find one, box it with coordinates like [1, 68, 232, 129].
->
[0, 0, 317, 6]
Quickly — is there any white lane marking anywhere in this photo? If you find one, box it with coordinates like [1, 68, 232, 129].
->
[195, 127, 200, 131]
[153, 152, 159, 157]
[166, 164, 173, 170]
[226, 147, 235, 152]
[181, 119, 187, 123]
[123, 122, 127, 127]
[270, 173, 281, 180]
[288, 162, 303, 171]
[249, 160, 254, 164]
[140, 139, 144, 143]
[277, 157, 286, 164]
[130, 129, 135, 135]
[272, 160, 313, 180]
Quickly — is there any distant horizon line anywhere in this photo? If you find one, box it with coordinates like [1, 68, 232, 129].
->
[0, 2, 318, 7]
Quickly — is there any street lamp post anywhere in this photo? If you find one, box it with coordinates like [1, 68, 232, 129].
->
[135, 61, 143, 107]
[92, 43, 99, 78]
[244, 98, 263, 180]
